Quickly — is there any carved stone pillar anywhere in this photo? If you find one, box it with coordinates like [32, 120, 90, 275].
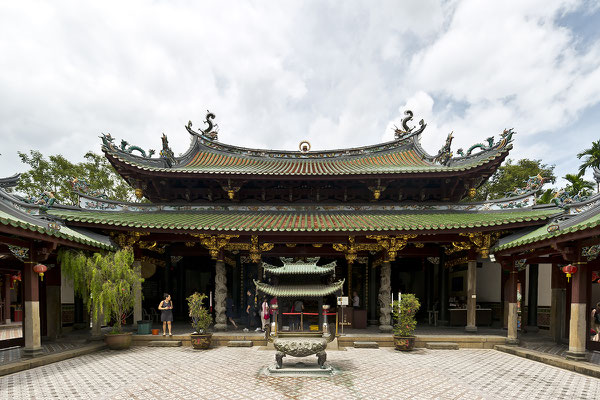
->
[378, 261, 392, 332]
[465, 255, 477, 332]
[214, 260, 228, 331]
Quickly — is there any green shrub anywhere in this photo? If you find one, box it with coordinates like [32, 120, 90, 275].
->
[392, 293, 421, 337]
[187, 292, 213, 334]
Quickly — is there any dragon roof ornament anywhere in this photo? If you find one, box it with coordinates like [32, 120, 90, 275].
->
[186, 110, 219, 141]
[394, 110, 427, 140]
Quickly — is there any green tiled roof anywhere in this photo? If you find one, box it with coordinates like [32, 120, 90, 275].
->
[0, 209, 114, 250]
[494, 210, 600, 252]
[254, 280, 345, 297]
[49, 208, 558, 232]
[105, 134, 512, 176]
[262, 259, 336, 275]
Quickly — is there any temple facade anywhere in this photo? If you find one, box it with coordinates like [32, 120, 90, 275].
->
[1, 110, 598, 356]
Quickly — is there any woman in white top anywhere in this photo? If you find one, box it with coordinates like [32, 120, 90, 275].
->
[260, 298, 270, 332]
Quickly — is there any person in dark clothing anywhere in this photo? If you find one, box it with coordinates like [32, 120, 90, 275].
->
[246, 290, 256, 329]
[158, 293, 173, 336]
[226, 293, 238, 329]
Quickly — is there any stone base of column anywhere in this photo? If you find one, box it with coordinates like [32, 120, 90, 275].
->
[89, 333, 104, 341]
[214, 323, 228, 331]
[506, 338, 519, 345]
[465, 325, 477, 333]
[22, 347, 44, 357]
[565, 351, 588, 361]
[378, 325, 393, 333]
[4, 319, 11, 324]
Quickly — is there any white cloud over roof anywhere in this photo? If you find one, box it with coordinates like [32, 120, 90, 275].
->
[0, 0, 599, 188]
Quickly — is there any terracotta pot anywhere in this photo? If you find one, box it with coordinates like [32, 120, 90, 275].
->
[394, 335, 416, 351]
[104, 332, 133, 350]
[151, 329, 159, 335]
[191, 333, 212, 350]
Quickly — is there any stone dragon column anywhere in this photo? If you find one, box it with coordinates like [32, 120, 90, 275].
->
[214, 259, 228, 331]
[378, 261, 392, 332]
[506, 266, 519, 345]
[465, 250, 478, 333]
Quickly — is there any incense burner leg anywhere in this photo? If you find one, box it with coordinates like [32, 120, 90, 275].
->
[275, 351, 285, 369]
[317, 351, 327, 369]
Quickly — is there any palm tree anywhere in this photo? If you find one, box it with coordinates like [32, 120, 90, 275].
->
[564, 173, 594, 197]
[577, 140, 600, 192]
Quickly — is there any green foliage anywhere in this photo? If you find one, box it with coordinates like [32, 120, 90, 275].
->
[563, 173, 594, 197]
[16, 150, 135, 205]
[57, 248, 94, 304]
[536, 188, 554, 205]
[473, 159, 556, 201]
[187, 292, 213, 333]
[577, 140, 600, 177]
[392, 293, 421, 337]
[90, 248, 143, 333]
[60, 247, 143, 333]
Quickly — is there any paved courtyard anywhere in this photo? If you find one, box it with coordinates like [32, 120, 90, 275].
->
[1, 346, 598, 400]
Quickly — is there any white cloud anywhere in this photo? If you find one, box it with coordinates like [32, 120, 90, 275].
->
[0, 0, 598, 192]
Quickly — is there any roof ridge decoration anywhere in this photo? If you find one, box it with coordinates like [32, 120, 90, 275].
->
[394, 110, 427, 140]
[186, 111, 219, 141]
[0, 173, 20, 189]
[100, 133, 156, 159]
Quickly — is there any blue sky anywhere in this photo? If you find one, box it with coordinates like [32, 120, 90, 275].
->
[0, 0, 599, 189]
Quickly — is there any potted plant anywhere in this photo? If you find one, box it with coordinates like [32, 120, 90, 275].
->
[90, 248, 143, 350]
[187, 292, 213, 349]
[392, 293, 421, 351]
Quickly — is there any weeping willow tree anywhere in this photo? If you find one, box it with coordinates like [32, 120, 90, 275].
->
[58, 247, 143, 333]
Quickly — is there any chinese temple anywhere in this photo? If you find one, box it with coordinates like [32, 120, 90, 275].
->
[1, 110, 599, 359]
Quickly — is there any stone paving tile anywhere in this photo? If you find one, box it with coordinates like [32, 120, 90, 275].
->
[0, 342, 85, 365]
[1, 347, 599, 399]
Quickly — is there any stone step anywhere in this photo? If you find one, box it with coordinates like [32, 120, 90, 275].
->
[148, 341, 182, 347]
[354, 341, 379, 349]
[426, 342, 459, 350]
[228, 340, 253, 347]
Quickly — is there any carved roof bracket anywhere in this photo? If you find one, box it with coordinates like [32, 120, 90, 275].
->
[224, 235, 273, 263]
[333, 236, 382, 264]
[365, 234, 418, 261]
[192, 234, 239, 260]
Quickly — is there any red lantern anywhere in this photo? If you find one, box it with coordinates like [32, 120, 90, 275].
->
[33, 264, 48, 281]
[562, 264, 577, 282]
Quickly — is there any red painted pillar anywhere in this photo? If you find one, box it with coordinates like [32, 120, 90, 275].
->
[3, 274, 11, 323]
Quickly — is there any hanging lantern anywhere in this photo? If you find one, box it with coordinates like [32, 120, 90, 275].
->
[11, 273, 21, 289]
[33, 264, 48, 281]
[562, 264, 578, 282]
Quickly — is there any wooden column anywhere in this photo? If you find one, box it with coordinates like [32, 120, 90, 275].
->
[550, 264, 566, 343]
[214, 256, 228, 331]
[527, 263, 539, 332]
[368, 258, 377, 325]
[465, 250, 478, 332]
[23, 258, 42, 355]
[378, 261, 392, 332]
[3, 274, 11, 323]
[507, 264, 519, 344]
[347, 262, 353, 296]
[439, 256, 449, 325]
[133, 261, 142, 327]
[566, 259, 588, 360]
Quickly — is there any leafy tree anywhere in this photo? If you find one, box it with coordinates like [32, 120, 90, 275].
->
[473, 159, 556, 201]
[577, 140, 600, 192]
[16, 150, 135, 205]
[563, 173, 594, 197]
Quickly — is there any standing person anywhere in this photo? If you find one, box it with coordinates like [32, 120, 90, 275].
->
[158, 293, 173, 336]
[226, 293, 238, 329]
[246, 290, 256, 331]
[592, 302, 600, 342]
[260, 297, 270, 332]
[352, 291, 360, 309]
